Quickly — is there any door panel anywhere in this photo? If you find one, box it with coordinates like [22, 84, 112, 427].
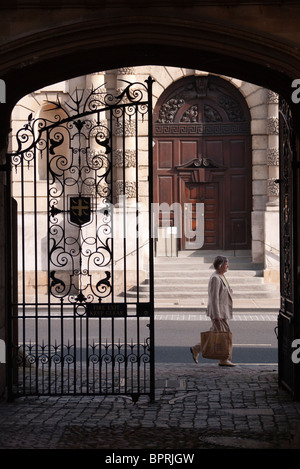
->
[158, 176, 173, 206]
[229, 139, 246, 168]
[230, 174, 247, 211]
[204, 139, 224, 165]
[226, 137, 251, 249]
[180, 140, 198, 165]
[158, 140, 173, 169]
[185, 182, 219, 249]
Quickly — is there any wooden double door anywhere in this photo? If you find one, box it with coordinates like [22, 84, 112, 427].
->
[153, 74, 252, 251]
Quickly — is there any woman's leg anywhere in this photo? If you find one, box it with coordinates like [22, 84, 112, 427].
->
[190, 342, 201, 363]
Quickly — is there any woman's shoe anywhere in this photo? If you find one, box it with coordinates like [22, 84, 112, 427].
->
[190, 347, 198, 364]
[218, 360, 235, 367]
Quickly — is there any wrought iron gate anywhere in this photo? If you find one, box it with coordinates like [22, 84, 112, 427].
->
[278, 96, 300, 400]
[6, 77, 155, 401]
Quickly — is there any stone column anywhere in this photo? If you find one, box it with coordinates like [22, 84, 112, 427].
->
[114, 67, 137, 205]
[85, 71, 108, 199]
[112, 68, 141, 292]
[264, 90, 280, 285]
[250, 86, 269, 265]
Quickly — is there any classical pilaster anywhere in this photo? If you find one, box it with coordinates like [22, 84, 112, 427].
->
[84, 72, 108, 197]
[264, 90, 280, 285]
[114, 68, 137, 203]
[266, 90, 280, 203]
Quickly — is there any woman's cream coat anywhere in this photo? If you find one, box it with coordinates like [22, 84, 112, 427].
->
[206, 272, 233, 320]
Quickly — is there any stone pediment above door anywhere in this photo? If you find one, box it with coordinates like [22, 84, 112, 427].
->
[175, 157, 227, 183]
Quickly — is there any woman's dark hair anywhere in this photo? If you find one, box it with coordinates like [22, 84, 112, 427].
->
[213, 256, 228, 270]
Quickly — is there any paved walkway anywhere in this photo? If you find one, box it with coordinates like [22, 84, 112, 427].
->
[1, 363, 300, 450]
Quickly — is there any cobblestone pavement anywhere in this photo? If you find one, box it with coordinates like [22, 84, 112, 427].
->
[1, 363, 300, 450]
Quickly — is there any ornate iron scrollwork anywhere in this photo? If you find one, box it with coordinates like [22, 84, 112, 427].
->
[279, 97, 295, 305]
[8, 77, 155, 400]
[9, 79, 151, 306]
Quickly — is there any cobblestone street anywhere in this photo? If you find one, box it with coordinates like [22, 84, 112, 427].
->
[1, 363, 300, 450]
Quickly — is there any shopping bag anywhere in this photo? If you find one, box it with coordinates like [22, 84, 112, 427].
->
[200, 331, 232, 360]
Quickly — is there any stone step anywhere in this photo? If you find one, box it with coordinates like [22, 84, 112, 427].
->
[122, 251, 280, 305]
[176, 249, 253, 259]
[153, 271, 264, 280]
[156, 257, 253, 264]
[125, 290, 280, 299]
[132, 283, 277, 292]
[154, 262, 264, 271]
[177, 249, 252, 256]
[155, 250, 263, 270]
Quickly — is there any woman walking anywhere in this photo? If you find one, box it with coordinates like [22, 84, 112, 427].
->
[190, 255, 235, 367]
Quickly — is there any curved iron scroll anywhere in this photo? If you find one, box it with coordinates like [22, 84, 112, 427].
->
[9, 78, 152, 305]
[279, 97, 295, 308]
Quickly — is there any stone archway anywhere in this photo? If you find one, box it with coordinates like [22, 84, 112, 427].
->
[1, 4, 300, 398]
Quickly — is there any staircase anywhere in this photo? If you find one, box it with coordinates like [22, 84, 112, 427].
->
[152, 250, 280, 313]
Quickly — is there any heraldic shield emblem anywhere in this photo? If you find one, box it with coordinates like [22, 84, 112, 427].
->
[69, 196, 91, 226]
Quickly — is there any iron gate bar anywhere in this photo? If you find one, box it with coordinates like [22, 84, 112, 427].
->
[278, 96, 300, 400]
[6, 76, 155, 401]
[148, 78, 155, 402]
[6, 151, 13, 401]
